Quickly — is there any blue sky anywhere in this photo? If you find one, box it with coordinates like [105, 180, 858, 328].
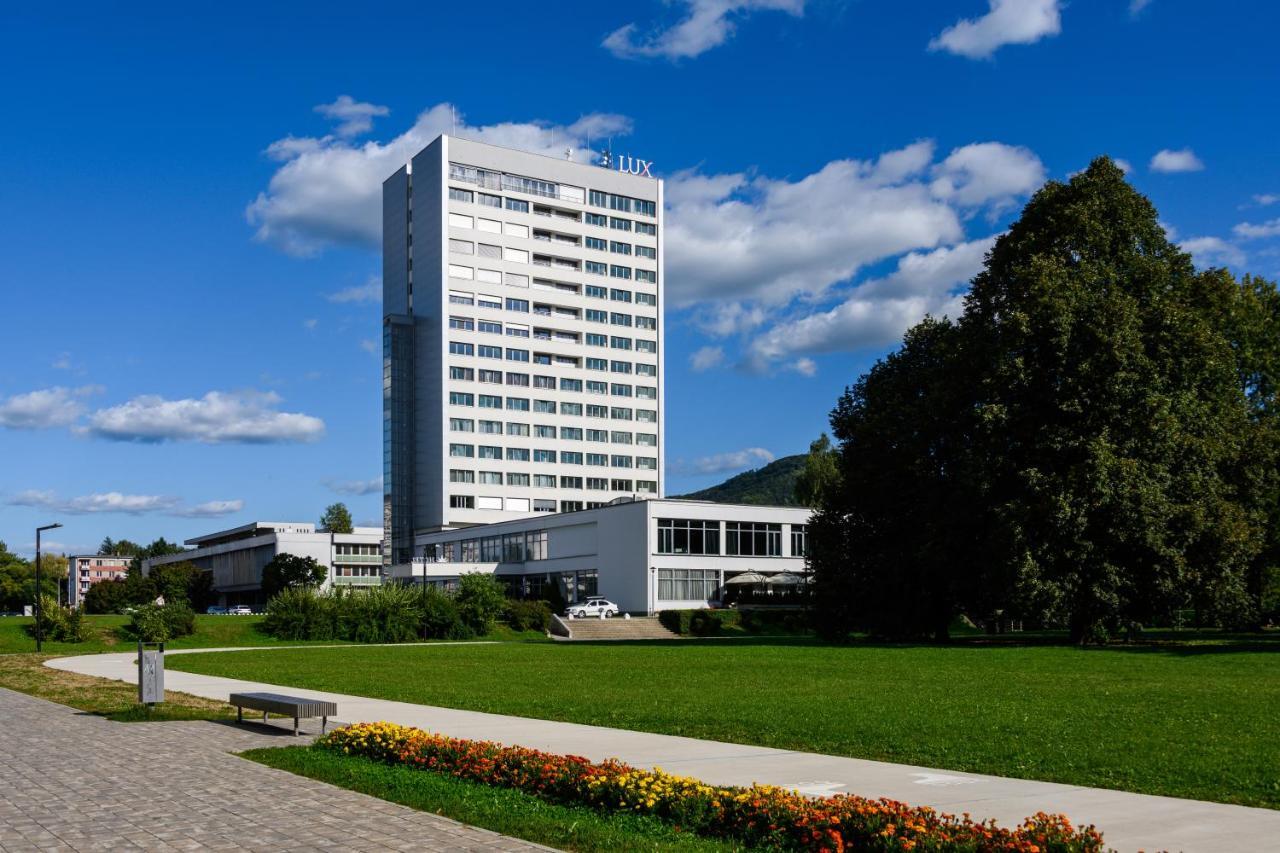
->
[2, 0, 1278, 557]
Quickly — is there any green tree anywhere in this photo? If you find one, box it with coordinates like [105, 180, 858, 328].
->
[319, 502, 354, 534]
[99, 537, 141, 557]
[794, 433, 842, 509]
[122, 537, 186, 605]
[454, 572, 507, 635]
[261, 553, 327, 599]
[148, 561, 214, 610]
[813, 157, 1274, 643]
[84, 577, 131, 614]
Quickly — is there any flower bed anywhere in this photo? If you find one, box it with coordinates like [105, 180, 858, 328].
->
[317, 722, 1106, 852]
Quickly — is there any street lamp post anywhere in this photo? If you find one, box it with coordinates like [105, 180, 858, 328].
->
[35, 523, 63, 653]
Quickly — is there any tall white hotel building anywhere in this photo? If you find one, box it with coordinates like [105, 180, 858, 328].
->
[383, 135, 664, 564]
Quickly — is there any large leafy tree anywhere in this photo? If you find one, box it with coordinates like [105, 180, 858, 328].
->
[319, 502, 354, 534]
[813, 158, 1278, 642]
[261, 553, 327, 599]
[794, 433, 842, 509]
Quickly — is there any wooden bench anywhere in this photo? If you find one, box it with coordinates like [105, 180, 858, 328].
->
[230, 692, 337, 736]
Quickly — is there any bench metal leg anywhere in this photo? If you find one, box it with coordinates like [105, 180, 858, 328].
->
[322, 716, 328, 734]
[236, 706, 242, 724]
[263, 710, 268, 724]
[294, 715, 299, 736]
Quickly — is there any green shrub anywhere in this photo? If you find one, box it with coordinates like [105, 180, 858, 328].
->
[455, 573, 507, 635]
[658, 609, 694, 634]
[264, 587, 338, 641]
[338, 585, 422, 643]
[689, 609, 739, 636]
[127, 603, 196, 642]
[421, 588, 474, 640]
[30, 596, 92, 643]
[504, 599, 551, 632]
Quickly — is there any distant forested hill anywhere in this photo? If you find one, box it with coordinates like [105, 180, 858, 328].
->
[673, 454, 805, 506]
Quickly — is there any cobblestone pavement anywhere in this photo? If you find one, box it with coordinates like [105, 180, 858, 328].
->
[0, 688, 553, 852]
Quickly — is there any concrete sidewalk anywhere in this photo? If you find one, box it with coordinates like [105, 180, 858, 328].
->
[49, 647, 1280, 853]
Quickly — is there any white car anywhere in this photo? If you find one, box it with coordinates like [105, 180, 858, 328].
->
[228, 605, 254, 616]
[567, 597, 619, 619]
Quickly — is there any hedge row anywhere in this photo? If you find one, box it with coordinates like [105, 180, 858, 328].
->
[659, 608, 811, 636]
[319, 722, 1105, 852]
[262, 579, 550, 643]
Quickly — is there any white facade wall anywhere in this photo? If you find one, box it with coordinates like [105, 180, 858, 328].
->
[391, 499, 811, 614]
[384, 136, 664, 562]
[143, 523, 384, 604]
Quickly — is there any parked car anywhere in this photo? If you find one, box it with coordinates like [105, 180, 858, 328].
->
[205, 606, 227, 615]
[228, 605, 254, 616]
[566, 597, 619, 619]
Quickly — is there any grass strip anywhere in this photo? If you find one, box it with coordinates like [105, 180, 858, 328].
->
[0, 653, 234, 722]
[242, 746, 741, 852]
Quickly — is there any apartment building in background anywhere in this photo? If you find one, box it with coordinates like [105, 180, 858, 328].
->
[383, 135, 664, 564]
[67, 554, 131, 607]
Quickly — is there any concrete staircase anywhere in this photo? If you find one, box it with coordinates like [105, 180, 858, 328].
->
[553, 616, 680, 641]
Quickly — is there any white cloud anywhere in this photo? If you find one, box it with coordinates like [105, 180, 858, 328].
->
[1233, 218, 1280, 240]
[1254, 194, 1279, 206]
[745, 235, 997, 372]
[326, 476, 383, 496]
[326, 276, 381, 304]
[172, 499, 244, 518]
[360, 339, 378, 354]
[1180, 236, 1245, 268]
[930, 142, 1046, 211]
[603, 0, 804, 61]
[247, 102, 632, 256]
[1129, 0, 1154, 17]
[1114, 158, 1133, 174]
[665, 140, 968, 311]
[84, 390, 324, 444]
[51, 352, 74, 370]
[314, 95, 390, 138]
[672, 447, 775, 476]
[9, 490, 241, 517]
[689, 346, 725, 372]
[303, 318, 318, 330]
[0, 386, 101, 430]
[1150, 148, 1204, 173]
[928, 0, 1062, 59]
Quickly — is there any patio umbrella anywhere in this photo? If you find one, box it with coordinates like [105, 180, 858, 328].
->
[724, 571, 768, 585]
[766, 572, 804, 585]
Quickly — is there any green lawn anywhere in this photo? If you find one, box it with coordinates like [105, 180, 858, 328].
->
[170, 635, 1280, 809]
[244, 747, 740, 852]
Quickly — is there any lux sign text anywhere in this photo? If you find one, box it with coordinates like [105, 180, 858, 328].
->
[615, 156, 654, 177]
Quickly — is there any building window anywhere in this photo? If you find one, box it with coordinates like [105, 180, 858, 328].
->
[450, 366, 474, 380]
[449, 443, 474, 458]
[449, 342, 474, 356]
[658, 569, 718, 602]
[560, 500, 584, 512]
[610, 241, 632, 255]
[449, 418, 474, 432]
[725, 522, 782, 557]
[635, 269, 657, 284]
[657, 519, 720, 555]
[635, 245, 656, 260]
[534, 474, 557, 488]
[507, 473, 530, 487]
[450, 495, 475, 509]
[525, 530, 548, 560]
[585, 212, 608, 227]
[479, 471, 502, 484]
[449, 392, 474, 406]
[507, 422, 530, 436]
[478, 192, 501, 208]
[450, 469, 475, 483]
[610, 265, 632, 280]
[636, 222, 657, 236]
[610, 478, 633, 491]
[791, 524, 809, 558]
[505, 198, 529, 213]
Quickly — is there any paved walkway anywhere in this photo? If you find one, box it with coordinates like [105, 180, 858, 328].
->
[50, 647, 1280, 853]
[0, 687, 549, 852]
